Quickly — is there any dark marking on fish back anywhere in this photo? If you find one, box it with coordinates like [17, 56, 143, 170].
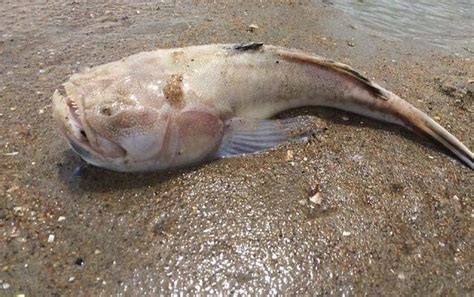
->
[234, 42, 264, 51]
[163, 74, 185, 109]
[277, 50, 388, 100]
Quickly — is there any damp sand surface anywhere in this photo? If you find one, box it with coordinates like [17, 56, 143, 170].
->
[0, 1, 473, 295]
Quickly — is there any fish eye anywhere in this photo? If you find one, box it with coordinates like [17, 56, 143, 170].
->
[99, 105, 113, 116]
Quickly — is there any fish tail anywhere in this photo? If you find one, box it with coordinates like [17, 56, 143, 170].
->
[274, 47, 472, 168]
[386, 93, 473, 169]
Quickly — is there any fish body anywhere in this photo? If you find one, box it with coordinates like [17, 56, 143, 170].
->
[52, 43, 473, 171]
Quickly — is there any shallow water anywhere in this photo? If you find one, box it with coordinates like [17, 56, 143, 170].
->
[333, 0, 474, 51]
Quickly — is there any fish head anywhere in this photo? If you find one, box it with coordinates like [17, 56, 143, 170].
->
[52, 66, 224, 172]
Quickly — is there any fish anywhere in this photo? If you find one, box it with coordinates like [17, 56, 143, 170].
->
[52, 43, 473, 172]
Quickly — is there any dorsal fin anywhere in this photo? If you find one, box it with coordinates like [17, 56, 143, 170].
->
[233, 42, 264, 51]
[277, 50, 388, 100]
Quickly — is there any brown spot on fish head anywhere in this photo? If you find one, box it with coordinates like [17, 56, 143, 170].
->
[171, 50, 184, 63]
[115, 86, 129, 97]
[95, 78, 114, 89]
[163, 74, 185, 109]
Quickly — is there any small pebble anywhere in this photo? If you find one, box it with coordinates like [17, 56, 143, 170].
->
[342, 231, 351, 236]
[2, 283, 10, 289]
[13, 206, 24, 212]
[285, 150, 294, 161]
[4, 152, 19, 156]
[347, 41, 355, 47]
[7, 186, 19, 193]
[38, 109, 45, 114]
[397, 273, 406, 280]
[57, 216, 66, 222]
[298, 199, 307, 205]
[75, 257, 85, 266]
[342, 116, 349, 121]
[73, 166, 83, 177]
[309, 192, 322, 205]
[48, 234, 55, 243]
[69, 276, 75, 282]
[248, 24, 259, 32]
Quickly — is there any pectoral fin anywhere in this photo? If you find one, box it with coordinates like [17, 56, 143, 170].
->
[214, 117, 314, 158]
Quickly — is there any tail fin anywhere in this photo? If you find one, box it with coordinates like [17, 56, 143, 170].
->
[276, 47, 473, 169]
[391, 95, 473, 169]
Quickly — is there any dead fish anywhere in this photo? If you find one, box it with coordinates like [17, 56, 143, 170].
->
[52, 43, 473, 172]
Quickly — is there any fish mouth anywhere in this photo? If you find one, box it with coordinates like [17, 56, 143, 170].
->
[52, 89, 126, 160]
[52, 89, 98, 157]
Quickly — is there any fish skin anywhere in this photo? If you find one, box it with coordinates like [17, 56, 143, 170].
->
[52, 43, 473, 171]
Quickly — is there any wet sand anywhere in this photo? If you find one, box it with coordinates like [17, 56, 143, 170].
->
[1, 1, 473, 295]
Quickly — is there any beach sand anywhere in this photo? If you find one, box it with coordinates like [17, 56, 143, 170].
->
[1, 1, 472, 295]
